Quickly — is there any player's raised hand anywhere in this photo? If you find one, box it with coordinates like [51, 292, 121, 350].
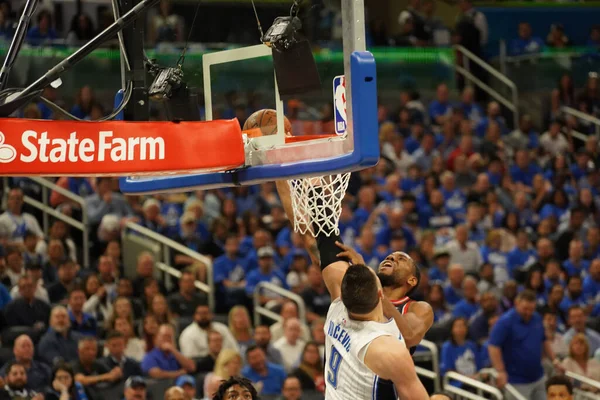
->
[336, 241, 366, 265]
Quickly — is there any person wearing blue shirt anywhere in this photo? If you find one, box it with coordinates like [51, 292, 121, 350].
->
[242, 345, 286, 395]
[479, 231, 510, 285]
[509, 22, 544, 56]
[510, 150, 542, 187]
[213, 235, 247, 308]
[245, 247, 288, 302]
[404, 123, 427, 155]
[412, 134, 440, 171]
[444, 269, 464, 307]
[488, 290, 559, 400]
[460, 87, 484, 125]
[141, 324, 196, 378]
[474, 102, 508, 138]
[67, 289, 97, 337]
[440, 318, 482, 387]
[418, 190, 456, 230]
[468, 292, 500, 345]
[563, 306, 600, 357]
[26, 11, 58, 45]
[452, 277, 480, 320]
[428, 83, 452, 126]
[429, 250, 450, 283]
[375, 209, 416, 251]
[583, 260, 600, 302]
[562, 239, 590, 277]
[559, 276, 587, 314]
[507, 231, 537, 278]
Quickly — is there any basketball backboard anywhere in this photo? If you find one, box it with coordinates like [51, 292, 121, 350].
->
[117, 0, 378, 194]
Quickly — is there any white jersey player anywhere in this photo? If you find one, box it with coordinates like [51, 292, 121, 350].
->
[276, 181, 428, 400]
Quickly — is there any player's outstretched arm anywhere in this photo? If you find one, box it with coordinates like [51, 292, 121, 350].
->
[364, 336, 429, 400]
[275, 179, 349, 300]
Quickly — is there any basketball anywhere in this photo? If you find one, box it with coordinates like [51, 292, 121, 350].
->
[243, 109, 293, 136]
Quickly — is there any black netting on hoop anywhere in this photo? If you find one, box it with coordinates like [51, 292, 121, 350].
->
[287, 173, 351, 237]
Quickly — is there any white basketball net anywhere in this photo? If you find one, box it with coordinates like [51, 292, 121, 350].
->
[287, 173, 351, 237]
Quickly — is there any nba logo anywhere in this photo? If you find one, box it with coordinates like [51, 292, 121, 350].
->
[333, 75, 347, 136]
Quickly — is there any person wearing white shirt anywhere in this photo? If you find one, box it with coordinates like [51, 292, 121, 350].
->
[0, 188, 43, 245]
[179, 304, 239, 358]
[540, 121, 571, 157]
[270, 301, 311, 343]
[273, 318, 306, 373]
[9, 264, 49, 304]
[446, 225, 483, 274]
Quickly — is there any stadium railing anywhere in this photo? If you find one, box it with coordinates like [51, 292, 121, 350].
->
[443, 371, 504, 400]
[453, 44, 520, 129]
[565, 370, 600, 399]
[1, 177, 90, 268]
[122, 221, 215, 311]
[478, 368, 527, 400]
[414, 339, 442, 393]
[561, 106, 600, 138]
[252, 281, 306, 326]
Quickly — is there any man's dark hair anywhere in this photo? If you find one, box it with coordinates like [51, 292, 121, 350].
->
[567, 275, 582, 285]
[516, 289, 537, 303]
[341, 264, 380, 315]
[245, 344, 264, 358]
[105, 330, 124, 341]
[568, 305, 584, 316]
[4, 360, 25, 376]
[546, 375, 573, 394]
[212, 376, 258, 400]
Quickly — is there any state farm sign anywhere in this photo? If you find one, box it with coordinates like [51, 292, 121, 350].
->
[0, 119, 245, 176]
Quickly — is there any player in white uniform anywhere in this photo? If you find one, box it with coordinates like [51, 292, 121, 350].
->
[276, 181, 428, 400]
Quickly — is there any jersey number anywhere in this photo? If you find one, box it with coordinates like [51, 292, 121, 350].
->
[327, 346, 343, 389]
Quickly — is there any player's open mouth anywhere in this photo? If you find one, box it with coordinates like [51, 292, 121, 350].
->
[380, 261, 393, 269]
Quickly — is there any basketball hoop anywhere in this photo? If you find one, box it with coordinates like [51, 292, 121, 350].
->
[288, 173, 351, 238]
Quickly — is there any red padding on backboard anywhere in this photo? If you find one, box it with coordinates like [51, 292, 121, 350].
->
[0, 118, 245, 176]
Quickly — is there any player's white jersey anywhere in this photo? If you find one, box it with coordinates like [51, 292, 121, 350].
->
[324, 298, 404, 400]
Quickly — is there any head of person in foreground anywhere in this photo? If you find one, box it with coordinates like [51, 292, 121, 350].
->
[212, 376, 258, 400]
[341, 263, 386, 319]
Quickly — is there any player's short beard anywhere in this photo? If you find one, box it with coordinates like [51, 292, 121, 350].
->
[377, 272, 397, 288]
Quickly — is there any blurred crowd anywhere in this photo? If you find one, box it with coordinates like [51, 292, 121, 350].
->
[1, 0, 600, 399]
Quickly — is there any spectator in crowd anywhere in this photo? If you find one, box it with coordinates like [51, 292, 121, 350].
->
[277, 376, 302, 400]
[83, 274, 113, 324]
[44, 363, 88, 400]
[72, 337, 122, 389]
[560, 333, 600, 387]
[179, 304, 238, 359]
[202, 374, 222, 400]
[112, 317, 146, 362]
[149, 0, 183, 44]
[447, 225, 482, 275]
[0, 362, 42, 400]
[48, 260, 80, 304]
[245, 246, 288, 305]
[452, 276, 480, 319]
[50, 178, 96, 209]
[164, 386, 186, 400]
[175, 375, 198, 400]
[564, 306, 600, 356]
[270, 301, 311, 342]
[26, 10, 57, 45]
[252, 325, 283, 365]
[0, 335, 51, 392]
[273, 318, 306, 373]
[213, 234, 247, 309]
[443, 264, 465, 306]
[488, 290, 561, 400]
[15, 264, 48, 307]
[547, 24, 570, 48]
[68, 288, 97, 337]
[546, 375, 573, 400]
[540, 121, 572, 157]
[289, 342, 324, 393]
[301, 266, 330, 323]
[168, 271, 207, 317]
[38, 305, 83, 365]
[510, 22, 544, 56]
[85, 177, 133, 226]
[123, 376, 147, 400]
[212, 349, 243, 383]
[194, 330, 223, 373]
[468, 291, 500, 344]
[242, 345, 286, 396]
[213, 376, 257, 400]
[440, 318, 482, 381]
[4, 276, 50, 332]
[99, 331, 142, 381]
[132, 253, 166, 297]
[141, 324, 196, 379]
[543, 311, 568, 360]
[0, 188, 43, 246]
